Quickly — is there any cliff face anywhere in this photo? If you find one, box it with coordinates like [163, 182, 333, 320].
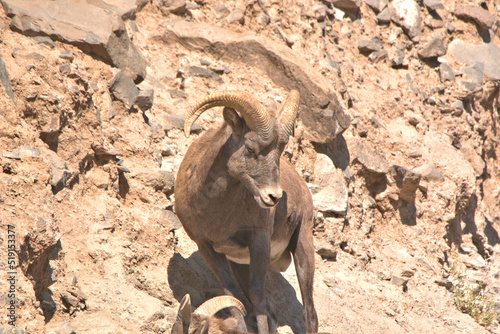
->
[0, 0, 499, 333]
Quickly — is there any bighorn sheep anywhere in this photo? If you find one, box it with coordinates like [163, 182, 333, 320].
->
[171, 294, 247, 334]
[175, 90, 318, 333]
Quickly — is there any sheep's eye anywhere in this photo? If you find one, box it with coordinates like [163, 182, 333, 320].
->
[247, 147, 255, 154]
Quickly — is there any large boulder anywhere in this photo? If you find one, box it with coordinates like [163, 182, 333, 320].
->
[1, 0, 146, 82]
[161, 20, 350, 143]
[447, 40, 500, 80]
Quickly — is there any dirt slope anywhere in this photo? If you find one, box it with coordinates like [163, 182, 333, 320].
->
[0, 0, 499, 333]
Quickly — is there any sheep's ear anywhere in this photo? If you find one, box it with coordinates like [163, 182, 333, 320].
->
[223, 107, 244, 138]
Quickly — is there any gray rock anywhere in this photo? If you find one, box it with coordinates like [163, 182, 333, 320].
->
[109, 70, 139, 109]
[163, 114, 201, 133]
[390, 0, 422, 42]
[390, 274, 409, 288]
[19, 146, 41, 158]
[178, 66, 223, 83]
[41, 150, 72, 193]
[447, 23, 456, 33]
[447, 40, 500, 80]
[32, 36, 56, 48]
[358, 37, 383, 53]
[463, 63, 484, 86]
[148, 207, 181, 230]
[369, 50, 388, 63]
[162, 21, 349, 143]
[376, 7, 391, 24]
[310, 154, 348, 215]
[3, 151, 21, 160]
[136, 169, 175, 196]
[3, 0, 146, 82]
[417, 34, 447, 59]
[365, 0, 388, 13]
[316, 244, 338, 260]
[103, 0, 150, 19]
[136, 86, 154, 111]
[59, 50, 75, 62]
[435, 278, 453, 290]
[160, 0, 187, 14]
[390, 165, 421, 202]
[451, 100, 464, 110]
[226, 10, 245, 24]
[312, 185, 348, 215]
[331, 0, 362, 11]
[57, 321, 76, 334]
[59, 63, 72, 75]
[390, 49, 405, 67]
[354, 141, 389, 174]
[413, 164, 444, 182]
[439, 63, 455, 82]
[0, 56, 15, 101]
[460, 146, 485, 177]
[425, 16, 445, 29]
[454, 5, 498, 31]
[423, 0, 444, 11]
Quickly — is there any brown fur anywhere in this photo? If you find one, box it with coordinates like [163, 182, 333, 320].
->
[175, 106, 318, 334]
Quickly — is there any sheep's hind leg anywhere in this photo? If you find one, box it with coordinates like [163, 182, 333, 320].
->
[196, 240, 248, 333]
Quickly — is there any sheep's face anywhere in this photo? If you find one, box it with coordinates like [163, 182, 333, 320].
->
[224, 109, 285, 208]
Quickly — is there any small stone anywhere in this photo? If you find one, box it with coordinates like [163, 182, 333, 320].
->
[391, 274, 409, 288]
[423, 0, 444, 11]
[331, 0, 362, 11]
[59, 63, 71, 75]
[413, 164, 444, 182]
[313, 6, 327, 21]
[439, 63, 455, 82]
[454, 5, 498, 30]
[408, 151, 422, 158]
[199, 58, 211, 66]
[57, 321, 76, 334]
[32, 36, 56, 48]
[425, 16, 445, 29]
[3, 151, 21, 160]
[451, 100, 464, 110]
[369, 50, 388, 63]
[463, 64, 484, 86]
[226, 10, 245, 24]
[447, 23, 456, 33]
[58, 51, 74, 62]
[354, 141, 389, 174]
[418, 34, 447, 59]
[316, 244, 338, 261]
[390, 49, 405, 68]
[136, 87, 154, 111]
[109, 70, 139, 109]
[435, 278, 453, 290]
[163, 0, 187, 14]
[377, 7, 391, 24]
[361, 223, 372, 235]
[365, 0, 388, 13]
[358, 37, 383, 53]
[42, 150, 72, 193]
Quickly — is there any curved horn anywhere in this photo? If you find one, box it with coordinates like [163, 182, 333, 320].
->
[193, 296, 247, 318]
[184, 91, 273, 141]
[278, 90, 300, 138]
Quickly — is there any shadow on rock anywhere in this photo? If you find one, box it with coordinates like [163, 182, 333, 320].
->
[167, 251, 307, 333]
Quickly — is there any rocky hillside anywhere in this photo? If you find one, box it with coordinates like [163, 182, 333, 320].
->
[1, 0, 500, 333]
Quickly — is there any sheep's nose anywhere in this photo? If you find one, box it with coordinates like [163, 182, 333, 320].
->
[261, 187, 282, 207]
[268, 188, 283, 204]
